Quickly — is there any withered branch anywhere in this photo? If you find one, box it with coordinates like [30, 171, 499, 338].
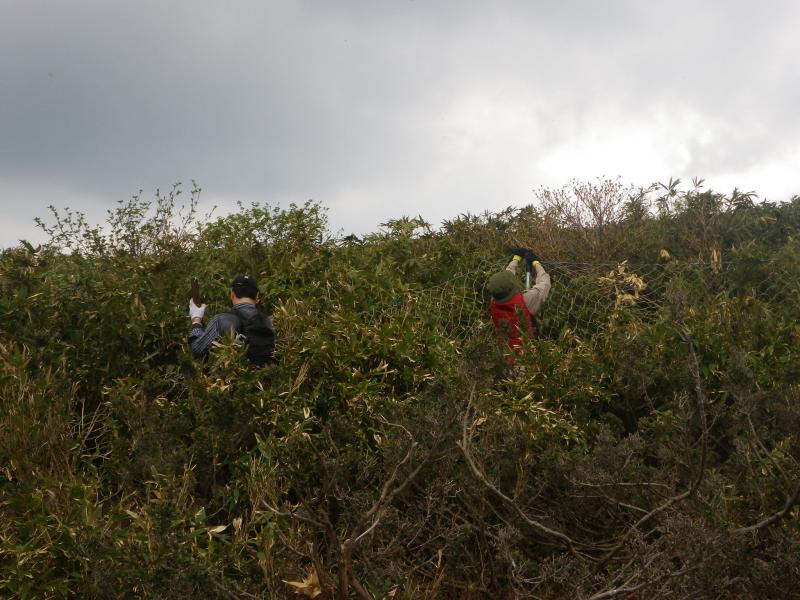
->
[458, 387, 580, 555]
[598, 322, 708, 568]
[338, 420, 425, 600]
[734, 481, 800, 535]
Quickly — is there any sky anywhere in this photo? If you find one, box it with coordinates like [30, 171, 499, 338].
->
[1, 0, 798, 247]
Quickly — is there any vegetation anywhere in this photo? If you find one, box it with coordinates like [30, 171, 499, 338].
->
[1, 179, 799, 599]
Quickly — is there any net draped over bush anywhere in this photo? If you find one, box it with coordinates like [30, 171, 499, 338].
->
[1, 180, 799, 599]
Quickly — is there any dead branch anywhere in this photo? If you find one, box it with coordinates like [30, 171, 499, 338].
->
[746, 413, 790, 484]
[734, 481, 800, 535]
[586, 553, 696, 600]
[458, 386, 581, 555]
[263, 420, 428, 599]
[338, 422, 426, 600]
[567, 478, 672, 490]
[212, 577, 263, 600]
[572, 493, 648, 516]
[586, 581, 649, 600]
[308, 542, 336, 597]
[261, 500, 326, 529]
[598, 322, 709, 568]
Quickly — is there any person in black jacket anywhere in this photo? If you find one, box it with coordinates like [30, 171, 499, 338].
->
[188, 275, 276, 365]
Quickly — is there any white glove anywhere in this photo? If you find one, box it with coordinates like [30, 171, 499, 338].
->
[189, 299, 206, 321]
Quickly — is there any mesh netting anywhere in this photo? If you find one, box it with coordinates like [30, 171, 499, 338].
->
[359, 258, 798, 342]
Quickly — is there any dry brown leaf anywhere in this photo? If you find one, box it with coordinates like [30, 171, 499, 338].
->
[283, 568, 322, 598]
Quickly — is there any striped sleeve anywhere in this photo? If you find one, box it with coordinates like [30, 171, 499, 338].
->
[188, 313, 238, 357]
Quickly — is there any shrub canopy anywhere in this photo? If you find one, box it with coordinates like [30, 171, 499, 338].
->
[2, 180, 799, 598]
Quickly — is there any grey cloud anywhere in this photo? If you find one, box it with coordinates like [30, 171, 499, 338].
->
[1, 1, 798, 247]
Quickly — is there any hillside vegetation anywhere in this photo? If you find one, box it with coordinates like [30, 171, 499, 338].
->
[2, 180, 799, 599]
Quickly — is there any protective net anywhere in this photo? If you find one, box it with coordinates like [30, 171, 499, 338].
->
[359, 257, 798, 343]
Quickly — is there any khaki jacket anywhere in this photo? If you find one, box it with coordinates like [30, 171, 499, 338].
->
[505, 259, 551, 316]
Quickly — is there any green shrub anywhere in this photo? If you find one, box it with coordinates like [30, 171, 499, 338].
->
[1, 183, 799, 598]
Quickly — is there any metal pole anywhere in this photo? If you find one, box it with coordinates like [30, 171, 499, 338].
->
[525, 259, 532, 290]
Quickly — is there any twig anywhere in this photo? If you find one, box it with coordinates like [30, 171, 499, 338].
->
[261, 500, 326, 529]
[213, 577, 263, 600]
[339, 422, 425, 599]
[308, 542, 335, 597]
[598, 322, 708, 568]
[458, 386, 580, 555]
[586, 560, 696, 600]
[734, 481, 800, 534]
[572, 493, 648, 515]
[567, 477, 672, 490]
[586, 580, 649, 600]
[746, 413, 789, 484]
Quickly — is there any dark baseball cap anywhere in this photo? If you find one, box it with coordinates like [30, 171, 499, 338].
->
[231, 275, 259, 299]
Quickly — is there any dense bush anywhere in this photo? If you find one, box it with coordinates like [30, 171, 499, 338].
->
[1, 180, 799, 598]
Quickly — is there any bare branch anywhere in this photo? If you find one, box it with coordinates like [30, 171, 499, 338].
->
[586, 559, 696, 600]
[458, 386, 580, 555]
[338, 421, 425, 599]
[734, 481, 800, 535]
[586, 581, 649, 600]
[598, 322, 709, 568]
[261, 500, 326, 529]
[746, 412, 790, 483]
[567, 478, 672, 490]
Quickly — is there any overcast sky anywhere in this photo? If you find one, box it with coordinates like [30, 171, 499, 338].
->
[2, 0, 798, 247]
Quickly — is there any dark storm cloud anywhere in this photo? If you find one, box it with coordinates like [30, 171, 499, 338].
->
[1, 0, 798, 246]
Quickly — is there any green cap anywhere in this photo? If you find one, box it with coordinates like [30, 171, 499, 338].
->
[487, 270, 520, 303]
